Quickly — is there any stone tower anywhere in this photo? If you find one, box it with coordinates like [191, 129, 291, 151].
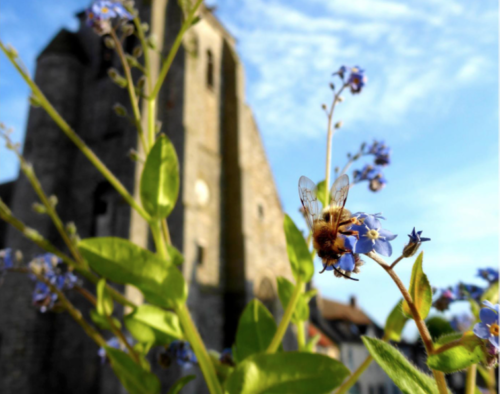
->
[0, 2, 292, 393]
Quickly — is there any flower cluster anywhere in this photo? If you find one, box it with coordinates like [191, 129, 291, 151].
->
[336, 66, 368, 94]
[29, 253, 78, 312]
[353, 141, 391, 192]
[477, 268, 499, 284]
[86, 1, 133, 35]
[158, 340, 197, 369]
[450, 313, 474, 333]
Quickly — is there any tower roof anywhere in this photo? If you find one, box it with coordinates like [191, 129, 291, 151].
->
[38, 29, 89, 64]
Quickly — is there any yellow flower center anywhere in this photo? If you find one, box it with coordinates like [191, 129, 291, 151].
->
[101, 7, 109, 13]
[366, 229, 380, 240]
[88, 12, 94, 19]
[490, 323, 499, 337]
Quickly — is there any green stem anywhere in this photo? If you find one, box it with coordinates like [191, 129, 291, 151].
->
[150, 0, 203, 99]
[296, 321, 305, 351]
[109, 30, 148, 152]
[147, 99, 156, 147]
[335, 355, 373, 394]
[465, 364, 477, 394]
[0, 41, 151, 222]
[324, 83, 347, 203]
[150, 220, 169, 259]
[365, 251, 449, 394]
[267, 278, 304, 353]
[176, 304, 224, 394]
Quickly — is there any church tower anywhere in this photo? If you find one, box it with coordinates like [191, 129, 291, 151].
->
[0, 2, 292, 393]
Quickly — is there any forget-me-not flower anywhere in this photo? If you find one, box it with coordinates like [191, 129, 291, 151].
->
[474, 301, 499, 350]
[351, 215, 397, 256]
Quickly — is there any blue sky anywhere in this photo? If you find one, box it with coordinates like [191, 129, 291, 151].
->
[0, 0, 498, 337]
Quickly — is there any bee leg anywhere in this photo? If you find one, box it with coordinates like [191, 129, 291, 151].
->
[332, 265, 359, 281]
[340, 229, 359, 238]
[319, 264, 328, 274]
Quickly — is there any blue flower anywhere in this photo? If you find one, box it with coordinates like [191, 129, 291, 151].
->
[353, 165, 382, 182]
[366, 140, 391, 166]
[474, 301, 499, 350]
[351, 216, 397, 256]
[98, 337, 122, 364]
[219, 348, 235, 366]
[0, 248, 14, 271]
[86, 1, 132, 34]
[477, 268, 499, 284]
[29, 254, 78, 312]
[408, 228, 431, 243]
[450, 313, 474, 333]
[336, 65, 348, 79]
[353, 212, 385, 227]
[165, 340, 197, 368]
[347, 66, 367, 94]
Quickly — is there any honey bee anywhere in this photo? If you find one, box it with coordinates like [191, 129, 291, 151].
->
[298, 174, 360, 281]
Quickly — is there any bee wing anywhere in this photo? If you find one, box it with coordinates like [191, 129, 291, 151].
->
[298, 176, 321, 231]
[329, 174, 350, 235]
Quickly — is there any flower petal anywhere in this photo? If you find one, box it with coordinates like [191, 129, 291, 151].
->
[354, 237, 374, 254]
[480, 307, 498, 325]
[374, 239, 392, 257]
[489, 335, 500, 350]
[473, 322, 490, 339]
[483, 300, 500, 314]
[378, 228, 397, 241]
[363, 216, 379, 229]
[337, 254, 355, 272]
[343, 235, 357, 251]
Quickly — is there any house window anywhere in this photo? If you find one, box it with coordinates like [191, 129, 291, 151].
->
[206, 50, 214, 88]
[91, 182, 115, 236]
[195, 243, 205, 266]
[257, 204, 264, 220]
[378, 385, 386, 394]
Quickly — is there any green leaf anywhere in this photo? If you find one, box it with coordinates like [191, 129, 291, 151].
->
[105, 346, 160, 394]
[140, 134, 179, 219]
[225, 352, 350, 394]
[124, 304, 184, 345]
[362, 337, 444, 394]
[425, 316, 455, 341]
[167, 375, 196, 394]
[283, 214, 314, 282]
[469, 298, 481, 320]
[304, 334, 320, 353]
[90, 309, 122, 330]
[427, 332, 487, 373]
[96, 278, 114, 316]
[167, 244, 184, 266]
[315, 180, 329, 208]
[78, 237, 187, 308]
[234, 299, 277, 362]
[384, 299, 409, 342]
[481, 281, 499, 304]
[402, 252, 432, 320]
[276, 277, 309, 323]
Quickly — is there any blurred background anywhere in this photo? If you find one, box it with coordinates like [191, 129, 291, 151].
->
[1, 0, 497, 340]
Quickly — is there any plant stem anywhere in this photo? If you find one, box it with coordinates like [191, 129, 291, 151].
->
[431, 338, 463, 355]
[365, 251, 449, 394]
[465, 364, 477, 394]
[390, 255, 404, 269]
[335, 355, 373, 394]
[147, 99, 156, 148]
[150, 0, 203, 99]
[0, 41, 151, 222]
[175, 304, 224, 394]
[267, 278, 304, 353]
[110, 30, 148, 152]
[150, 220, 169, 259]
[324, 83, 347, 203]
[296, 321, 306, 351]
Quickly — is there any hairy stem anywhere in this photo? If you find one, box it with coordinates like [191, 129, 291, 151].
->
[365, 251, 449, 394]
[335, 355, 373, 394]
[150, 0, 203, 99]
[267, 279, 304, 353]
[110, 30, 148, 152]
[390, 255, 404, 269]
[0, 41, 151, 222]
[324, 83, 347, 203]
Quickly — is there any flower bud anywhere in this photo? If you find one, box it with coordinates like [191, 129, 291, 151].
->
[29, 95, 41, 108]
[113, 103, 128, 117]
[329, 82, 335, 90]
[5, 44, 18, 58]
[141, 22, 149, 33]
[403, 241, 421, 258]
[334, 121, 343, 129]
[125, 54, 139, 67]
[121, 23, 135, 37]
[104, 36, 115, 49]
[337, 96, 344, 103]
[321, 103, 327, 110]
[147, 34, 158, 49]
[49, 195, 58, 207]
[66, 221, 77, 236]
[132, 45, 143, 58]
[29, 260, 43, 276]
[108, 68, 128, 88]
[136, 75, 146, 91]
[128, 149, 140, 162]
[24, 227, 42, 242]
[32, 202, 47, 214]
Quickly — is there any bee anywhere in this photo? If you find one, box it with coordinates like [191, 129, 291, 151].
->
[298, 174, 360, 281]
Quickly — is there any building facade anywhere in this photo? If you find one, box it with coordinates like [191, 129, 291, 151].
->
[0, 2, 292, 393]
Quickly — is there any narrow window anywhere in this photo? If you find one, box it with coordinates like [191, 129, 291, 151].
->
[257, 204, 264, 220]
[91, 182, 115, 236]
[196, 243, 205, 266]
[206, 50, 214, 88]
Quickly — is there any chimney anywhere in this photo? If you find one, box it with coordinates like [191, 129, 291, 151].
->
[349, 295, 357, 308]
